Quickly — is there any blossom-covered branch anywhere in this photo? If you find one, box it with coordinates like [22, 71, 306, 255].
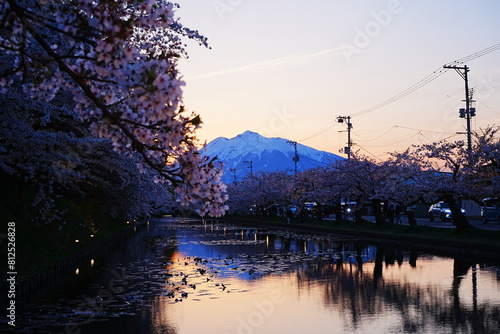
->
[0, 0, 227, 216]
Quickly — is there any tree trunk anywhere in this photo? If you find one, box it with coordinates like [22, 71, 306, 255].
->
[373, 247, 384, 289]
[444, 197, 472, 231]
[372, 199, 385, 225]
[355, 208, 363, 223]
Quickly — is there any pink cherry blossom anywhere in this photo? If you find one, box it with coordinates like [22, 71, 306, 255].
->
[0, 0, 226, 217]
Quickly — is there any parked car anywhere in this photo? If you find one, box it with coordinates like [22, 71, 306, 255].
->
[428, 202, 465, 222]
[304, 202, 329, 217]
[304, 202, 317, 212]
[481, 198, 500, 223]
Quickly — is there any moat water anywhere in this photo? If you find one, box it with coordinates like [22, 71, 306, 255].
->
[6, 218, 500, 333]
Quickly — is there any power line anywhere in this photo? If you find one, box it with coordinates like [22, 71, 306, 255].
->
[356, 89, 463, 138]
[357, 125, 455, 145]
[473, 78, 500, 94]
[394, 125, 455, 135]
[446, 43, 500, 66]
[477, 100, 500, 116]
[357, 73, 500, 147]
[361, 132, 422, 148]
[297, 119, 338, 142]
[356, 125, 397, 142]
[355, 145, 383, 161]
[351, 67, 448, 117]
[299, 154, 331, 167]
[298, 42, 500, 144]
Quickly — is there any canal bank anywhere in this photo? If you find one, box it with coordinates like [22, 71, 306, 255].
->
[219, 216, 500, 262]
[14, 220, 148, 300]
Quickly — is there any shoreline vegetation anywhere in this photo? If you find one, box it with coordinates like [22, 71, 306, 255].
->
[219, 215, 500, 262]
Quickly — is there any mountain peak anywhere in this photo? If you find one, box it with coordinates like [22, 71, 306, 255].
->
[204, 131, 343, 183]
[238, 130, 260, 137]
[233, 130, 265, 142]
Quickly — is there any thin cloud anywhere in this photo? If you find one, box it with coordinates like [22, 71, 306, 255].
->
[190, 47, 342, 80]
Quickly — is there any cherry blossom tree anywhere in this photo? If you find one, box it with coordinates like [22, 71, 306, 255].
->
[226, 171, 293, 216]
[324, 153, 422, 225]
[0, 87, 172, 226]
[470, 126, 500, 199]
[293, 168, 331, 204]
[225, 157, 422, 225]
[225, 128, 498, 231]
[292, 167, 345, 221]
[330, 156, 386, 225]
[0, 0, 227, 216]
[393, 140, 474, 231]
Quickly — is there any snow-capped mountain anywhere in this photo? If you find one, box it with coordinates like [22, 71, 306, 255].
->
[203, 131, 344, 183]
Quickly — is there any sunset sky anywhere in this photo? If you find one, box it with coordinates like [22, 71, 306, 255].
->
[176, 0, 500, 160]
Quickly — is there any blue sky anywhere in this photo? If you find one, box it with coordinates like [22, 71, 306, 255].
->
[176, 0, 500, 159]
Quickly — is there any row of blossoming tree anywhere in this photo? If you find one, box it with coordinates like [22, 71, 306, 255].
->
[227, 128, 500, 232]
[0, 0, 228, 237]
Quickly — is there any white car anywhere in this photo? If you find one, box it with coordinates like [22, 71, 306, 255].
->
[428, 202, 465, 222]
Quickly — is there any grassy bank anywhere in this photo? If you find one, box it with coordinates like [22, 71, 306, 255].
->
[221, 215, 500, 261]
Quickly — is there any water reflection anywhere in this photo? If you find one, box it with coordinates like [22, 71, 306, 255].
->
[6, 218, 500, 334]
[296, 249, 500, 333]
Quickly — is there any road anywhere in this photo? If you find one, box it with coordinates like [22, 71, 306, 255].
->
[361, 215, 500, 231]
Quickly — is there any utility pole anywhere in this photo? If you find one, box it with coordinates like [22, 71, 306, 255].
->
[243, 160, 253, 175]
[443, 64, 475, 154]
[287, 140, 300, 175]
[229, 168, 237, 184]
[337, 116, 353, 159]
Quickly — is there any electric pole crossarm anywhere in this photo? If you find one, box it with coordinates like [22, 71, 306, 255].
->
[443, 65, 467, 80]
